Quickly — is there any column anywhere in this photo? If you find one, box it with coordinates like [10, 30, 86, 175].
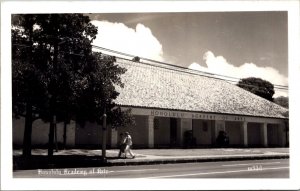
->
[241, 121, 248, 147]
[261, 123, 268, 147]
[110, 128, 118, 148]
[148, 116, 155, 148]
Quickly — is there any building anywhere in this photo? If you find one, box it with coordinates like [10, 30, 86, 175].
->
[13, 57, 289, 149]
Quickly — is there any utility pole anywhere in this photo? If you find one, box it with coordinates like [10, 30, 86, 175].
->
[102, 106, 107, 162]
[54, 116, 58, 152]
[48, 14, 59, 157]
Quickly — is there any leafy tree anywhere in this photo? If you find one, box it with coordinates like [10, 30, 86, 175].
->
[132, 56, 140, 62]
[75, 53, 135, 127]
[33, 14, 99, 157]
[12, 14, 98, 157]
[12, 15, 49, 157]
[12, 14, 134, 158]
[237, 77, 275, 101]
[274, 96, 289, 108]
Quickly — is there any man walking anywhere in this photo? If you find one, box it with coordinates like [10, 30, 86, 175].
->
[124, 132, 135, 159]
[118, 133, 126, 158]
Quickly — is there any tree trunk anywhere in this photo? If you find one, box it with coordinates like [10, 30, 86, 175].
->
[48, 115, 56, 157]
[54, 122, 58, 152]
[22, 16, 34, 158]
[63, 121, 67, 149]
[22, 102, 33, 157]
[48, 15, 59, 157]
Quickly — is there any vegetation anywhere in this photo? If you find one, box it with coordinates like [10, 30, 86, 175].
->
[274, 96, 289, 108]
[237, 77, 275, 101]
[12, 14, 134, 157]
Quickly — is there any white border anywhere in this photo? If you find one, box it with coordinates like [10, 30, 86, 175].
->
[1, 0, 300, 190]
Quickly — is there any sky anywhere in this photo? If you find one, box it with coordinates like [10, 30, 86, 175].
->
[88, 12, 288, 97]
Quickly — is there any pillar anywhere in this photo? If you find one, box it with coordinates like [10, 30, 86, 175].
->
[110, 128, 118, 148]
[148, 116, 154, 148]
[241, 121, 248, 147]
[260, 123, 268, 147]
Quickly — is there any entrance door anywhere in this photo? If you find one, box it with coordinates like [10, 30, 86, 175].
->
[170, 118, 177, 147]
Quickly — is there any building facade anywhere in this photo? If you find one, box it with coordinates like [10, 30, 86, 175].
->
[13, 58, 289, 149]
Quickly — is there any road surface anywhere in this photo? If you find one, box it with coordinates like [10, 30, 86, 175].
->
[13, 158, 289, 178]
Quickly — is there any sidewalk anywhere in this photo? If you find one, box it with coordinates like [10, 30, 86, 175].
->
[107, 148, 289, 166]
[13, 148, 289, 170]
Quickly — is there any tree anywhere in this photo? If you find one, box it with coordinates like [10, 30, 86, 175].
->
[34, 14, 99, 157]
[237, 77, 275, 101]
[75, 53, 135, 127]
[75, 53, 135, 160]
[12, 14, 98, 157]
[132, 56, 140, 62]
[274, 96, 289, 108]
[12, 14, 134, 158]
[12, 15, 49, 157]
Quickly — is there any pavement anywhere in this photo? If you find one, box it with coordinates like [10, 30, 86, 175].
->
[13, 147, 289, 170]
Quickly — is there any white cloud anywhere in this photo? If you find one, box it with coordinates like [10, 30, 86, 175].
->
[90, 20, 164, 61]
[188, 62, 209, 73]
[189, 51, 288, 97]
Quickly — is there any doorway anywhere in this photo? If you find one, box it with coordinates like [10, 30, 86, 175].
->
[170, 118, 178, 147]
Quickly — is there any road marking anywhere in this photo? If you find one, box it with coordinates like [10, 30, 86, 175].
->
[222, 161, 281, 167]
[109, 169, 159, 173]
[140, 166, 289, 178]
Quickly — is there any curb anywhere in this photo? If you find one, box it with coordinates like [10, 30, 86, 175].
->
[13, 154, 289, 170]
[106, 154, 289, 166]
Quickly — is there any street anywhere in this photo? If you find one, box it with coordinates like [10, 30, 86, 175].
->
[13, 158, 289, 178]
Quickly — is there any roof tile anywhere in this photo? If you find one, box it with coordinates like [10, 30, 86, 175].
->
[115, 58, 288, 119]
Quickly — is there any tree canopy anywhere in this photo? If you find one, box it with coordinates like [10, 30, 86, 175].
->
[12, 14, 98, 122]
[237, 77, 275, 102]
[274, 96, 289, 108]
[12, 14, 134, 157]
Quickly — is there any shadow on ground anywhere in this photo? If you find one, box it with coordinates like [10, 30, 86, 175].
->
[13, 155, 116, 170]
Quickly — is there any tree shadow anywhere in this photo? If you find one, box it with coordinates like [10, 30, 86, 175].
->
[13, 155, 119, 170]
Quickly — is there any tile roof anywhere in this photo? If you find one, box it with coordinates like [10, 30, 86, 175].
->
[114, 58, 288, 119]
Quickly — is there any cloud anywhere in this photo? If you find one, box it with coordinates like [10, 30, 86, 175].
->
[90, 20, 164, 61]
[188, 62, 209, 73]
[189, 51, 288, 97]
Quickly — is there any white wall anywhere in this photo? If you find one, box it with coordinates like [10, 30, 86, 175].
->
[13, 117, 75, 147]
[13, 111, 287, 149]
[13, 117, 25, 146]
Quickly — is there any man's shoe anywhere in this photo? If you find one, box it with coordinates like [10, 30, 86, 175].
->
[132, 155, 135, 159]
